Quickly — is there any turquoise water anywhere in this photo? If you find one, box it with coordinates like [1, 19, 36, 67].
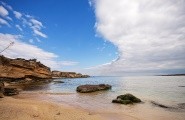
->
[26, 76, 185, 106]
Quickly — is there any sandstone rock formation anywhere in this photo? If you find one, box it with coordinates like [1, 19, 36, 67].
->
[0, 82, 4, 98]
[76, 84, 112, 93]
[52, 70, 90, 78]
[0, 55, 52, 80]
[112, 93, 141, 104]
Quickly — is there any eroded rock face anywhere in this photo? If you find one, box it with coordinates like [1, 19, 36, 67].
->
[52, 71, 90, 78]
[76, 84, 112, 93]
[3, 87, 19, 96]
[112, 93, 141, 104]
[0, 82, 4, 98]
[0, 55, 52, 80]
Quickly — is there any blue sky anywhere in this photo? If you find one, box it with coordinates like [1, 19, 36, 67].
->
[0, 0, 118, 72]
[0, 0, 185, 75]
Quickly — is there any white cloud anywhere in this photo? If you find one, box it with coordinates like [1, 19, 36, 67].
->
[22, 18, 32, 27]
[0, 5, 12, 22]
[0, 33, 77, 69]
[36, 37, 41, 42]
[1, 2, 47, 40]
[28, 39, 33, 43]
[88, 0, 92, 7]
[30, 18, 47, 38]
[1, 1, 13, 11]
[25, 14, 33, 18]
[15, 24, 22, 31]
[6, 16, 12, 21]
[33, 29, 47, 38]
[90, 0, 185, 75]
[13, 11, 22, 19]
[0, 5, 8, 17]
[30, 19, 43, 29]
[0, 18, 10, 26]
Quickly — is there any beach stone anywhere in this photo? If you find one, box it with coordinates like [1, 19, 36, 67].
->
[0, 82, 4, 98]
[76, 84, 112, 93]
[178, 103, 185, 109]
[4, 87, 19, 96]
[151, 101, 171, 108]
[112, 93, 141, 104]
[53, 80, 64, 84]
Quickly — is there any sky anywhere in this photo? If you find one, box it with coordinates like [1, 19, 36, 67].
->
[0, 0, 185, 76]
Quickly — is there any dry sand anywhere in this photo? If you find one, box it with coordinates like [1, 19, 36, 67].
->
[0, 96, 104, 120]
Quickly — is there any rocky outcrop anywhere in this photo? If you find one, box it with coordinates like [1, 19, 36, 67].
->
[0, 82, 4, 98]
[0, 55, 52, 80]
[76, 84, 112, 93]
[3, 87, 19, 96]
[112, 93, 141, 104]
[52, 70, 90, 78]
[0, 81, 19, 97]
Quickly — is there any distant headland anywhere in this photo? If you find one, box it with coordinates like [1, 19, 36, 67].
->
[157, 74, 185, 76]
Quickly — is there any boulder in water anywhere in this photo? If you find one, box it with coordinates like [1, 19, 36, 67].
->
[53, 80, 64, 84]
[112, 93, 141, 104]
[76, 84, 111, 93]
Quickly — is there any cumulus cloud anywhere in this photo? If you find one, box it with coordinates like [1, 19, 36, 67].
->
[33, 29, 47, 38]
[1, 1, 12, 11]
[0, 5, 8, 17]
[0, 18, 10, 26]
[0, 33, 77, 69]
[13, 11, 22, 19]
[0, 5, 12, 21]
[28, 39, 34, 43]
[30, 18, 47, 38]
[15, 24, 22, 31]
[89, 0, 185, 75]
[0, 1, 48, 40]
[30, 19, 43, 29]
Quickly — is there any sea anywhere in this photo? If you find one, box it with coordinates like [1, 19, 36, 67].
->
[23, 76, 185, 120]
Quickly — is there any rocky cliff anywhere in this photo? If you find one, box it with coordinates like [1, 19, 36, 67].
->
[52, 71, 90, 78]
[0, 55, 52, 80]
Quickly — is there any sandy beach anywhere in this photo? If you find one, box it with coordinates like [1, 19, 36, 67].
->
[1, 92, 185, 120]
[0, 95, 104, 120]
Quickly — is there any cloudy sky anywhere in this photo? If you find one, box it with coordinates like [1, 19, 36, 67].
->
[0, 0, 185, 75]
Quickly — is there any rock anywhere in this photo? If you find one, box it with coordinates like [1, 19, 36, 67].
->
[52, 71, 90, 78]
[150, 101, 176, 109]
[3, 87, 19, 96]
[0, 55, 52, 80]
[53, 80, 64, 84]
[112, 93, 141, 104]
[178, 103, 185, 109]
[76, 84, 112, 93]
[0, 82, 4, 98]
[178, 86, 185, 87]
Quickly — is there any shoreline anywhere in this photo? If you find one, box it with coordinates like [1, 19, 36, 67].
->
[0, 94, 104, 120]
[1, 92, 185, 120]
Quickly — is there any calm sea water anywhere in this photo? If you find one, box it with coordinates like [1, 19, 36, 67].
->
[25, 76, 185, 107]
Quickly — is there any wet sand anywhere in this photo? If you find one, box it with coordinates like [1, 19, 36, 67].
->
[0, 93, 185, 120]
